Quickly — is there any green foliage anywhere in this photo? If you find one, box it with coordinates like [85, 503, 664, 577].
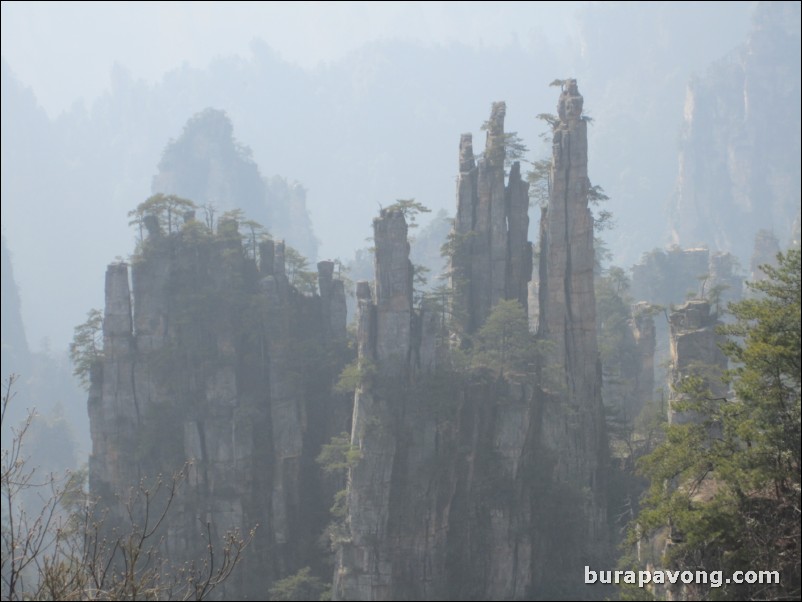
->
[596, 267, 637, 372]
[284, 245, 318, 294]
[316, 432, 362, 475]
[502, 132, 529, 168]
[128, 193, 197, 238]
[69, 308, 103, 390]
[385, 198, 431, 230]
[472, 299, 536, 377]
[588, 183, 614, 232]
[317, 432, 362, 555]
[268, 567, 328, 601]
[631, 249, 801, 600]
[527, 158, 551, 208]
[333, 358, 376, 395]
[536, 113, 559, 129]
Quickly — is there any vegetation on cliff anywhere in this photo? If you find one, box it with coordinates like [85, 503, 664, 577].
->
[630, 250, 801, 600]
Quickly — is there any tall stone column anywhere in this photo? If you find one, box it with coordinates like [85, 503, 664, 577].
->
[537, 79, 608, 542]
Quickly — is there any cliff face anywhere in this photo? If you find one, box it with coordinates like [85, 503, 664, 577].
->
[671, 1, 801, 261]
[335, 207, 539, 601]
[91, 83, 610, 601]
[451, 101, 532, 334]
[88, 215, 348, 598]
[335, 83, 608, 600]
[667, 300, 728, 427]
[537, 80, 608, 539]
[631, 246, 742, 388]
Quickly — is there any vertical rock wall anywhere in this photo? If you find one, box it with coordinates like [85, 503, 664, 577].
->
[336, 83, 610, 600]
[88, 218, 348, 598]
[668, 300, 728, 426]
[537, 79, 608, 540]
[451, 102, 531, 334]
[335, 209, 441, 600]
[92, 83, 612, 601]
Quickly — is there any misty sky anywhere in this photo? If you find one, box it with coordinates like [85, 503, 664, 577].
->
[1, 1, 587, 118]
[1, 1, 765, 352]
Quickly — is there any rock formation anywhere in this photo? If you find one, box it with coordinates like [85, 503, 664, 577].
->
[631, 246, 742, 391]
[631, 303, 657, 413]
[537, 79, 608, 540]
[451, 101, 532, 334]
[335, 209, 440, 600]
[750, 228, 781, 282]
[667, 300, 728, 426]
[335, 84, 609, 600]
[91, 83, 611, 601]
[670, 2, 801, 261]
[88, 215, 348, 598]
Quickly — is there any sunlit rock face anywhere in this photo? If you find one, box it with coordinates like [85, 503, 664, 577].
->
[335, 83, 610, 600]
[537, 77, 609, 554]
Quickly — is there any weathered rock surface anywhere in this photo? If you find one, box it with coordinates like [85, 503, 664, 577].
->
[336, 84, 610, 600]
[451, 101, 531, 334]
[88, 217, 348, 598]
[631, 246, 742, 390]
[668, 299, 728, 426]
[537, 79, 608, 542]
[92, 83, 612, 602]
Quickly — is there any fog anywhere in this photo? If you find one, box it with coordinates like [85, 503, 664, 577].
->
[2, 3, 800, 600]
[6, 0, 787, 457]
[2, 1, 760, 351]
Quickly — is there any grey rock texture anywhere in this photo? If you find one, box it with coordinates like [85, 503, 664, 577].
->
[335, 82, 610, 600]
[451, 102, 531, 335]
[668, 299, 728, 426]
[537, 79, 608, 541]
[88, 217, 348, 598]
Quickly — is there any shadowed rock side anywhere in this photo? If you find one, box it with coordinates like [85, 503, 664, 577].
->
[537, 79, 608, 545]
[335, 87, 610, 600]
[451, 101, 532, 335]
[88, 216, 348, 599]
[335, 208, 536, 601]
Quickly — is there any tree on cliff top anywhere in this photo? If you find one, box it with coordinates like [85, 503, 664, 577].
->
[631, 249, 801, 600]
[472, 299, 536, 377]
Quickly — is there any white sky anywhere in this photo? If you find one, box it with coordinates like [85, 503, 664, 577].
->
[1, 1, 586, 117]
